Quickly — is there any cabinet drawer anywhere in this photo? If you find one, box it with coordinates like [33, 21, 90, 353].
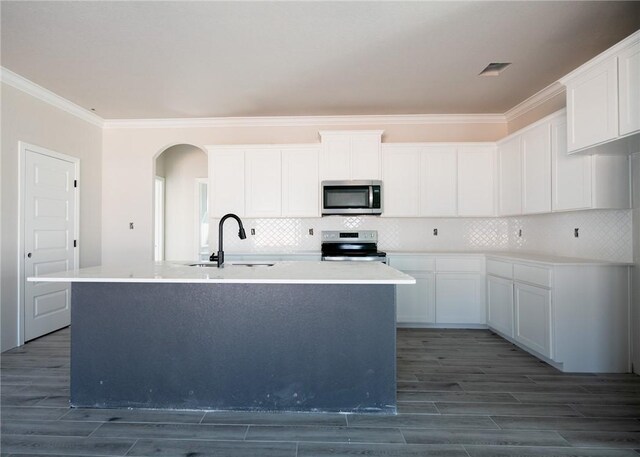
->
[487, 259, 513, 279]
[514, 263, 551, 288]
[389, 256, 435, 271]
[436, 257, 483, 272]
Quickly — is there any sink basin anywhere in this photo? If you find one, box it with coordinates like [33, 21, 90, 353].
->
[228, 262, 275, 267]
[188, 262, 274, 267]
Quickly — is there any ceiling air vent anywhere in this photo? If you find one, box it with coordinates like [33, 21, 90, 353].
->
[479, 62, 511, 76]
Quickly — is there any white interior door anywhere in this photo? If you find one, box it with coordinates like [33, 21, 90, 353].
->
[23, 146, 77, 341]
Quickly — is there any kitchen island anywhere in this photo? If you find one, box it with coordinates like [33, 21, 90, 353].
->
[29, 261, 414, 413]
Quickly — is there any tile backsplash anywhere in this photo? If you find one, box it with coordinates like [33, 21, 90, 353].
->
[216, 209, 632, 262]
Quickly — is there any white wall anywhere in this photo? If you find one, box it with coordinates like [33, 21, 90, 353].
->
[158, 145, 207, 260]
[0, 83, 102, 351]
[632, 153, 640, 374]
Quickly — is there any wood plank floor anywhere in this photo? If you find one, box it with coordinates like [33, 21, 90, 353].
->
[2, 327, 640, 456]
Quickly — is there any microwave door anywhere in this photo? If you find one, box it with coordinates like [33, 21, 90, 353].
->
[324, 186, 370, 209]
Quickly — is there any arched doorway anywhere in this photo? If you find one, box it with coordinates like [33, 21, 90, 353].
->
[154, 144, 209, 261]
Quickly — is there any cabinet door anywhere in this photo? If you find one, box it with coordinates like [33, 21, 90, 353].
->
[618, 41, 640, 136]
[551, 117, 593, 211]
[245, 149, 281, 217]
[435, 273, 485, 324]
[421, 146, 457, 216]
[382, 146, 420, 217]
[498, 137, 522, 216]
[566, 58, 618, 152]
[210, 149, 245, 217]
[457, 146, 495, 216]
[282, 148, 319, 217]
[522, 123, 552, 214]
[396, 271, 435, 324]
[487, 275, 514, 337]
[351, 135, 381, 179]
[320, 136, 351, 181]
[514, 282, 552, 358]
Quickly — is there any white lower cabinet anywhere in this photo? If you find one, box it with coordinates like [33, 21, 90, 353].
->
[390, 255, 485, 327]
[485, 256, 630, 373]
[435, 273, 485, 324]
[396, 271, 435, 324]
[487, 275, 514, 337]
[514, 282, 552, 358]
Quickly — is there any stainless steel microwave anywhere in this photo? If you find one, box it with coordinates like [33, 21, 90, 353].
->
[321, 180, 383, 215]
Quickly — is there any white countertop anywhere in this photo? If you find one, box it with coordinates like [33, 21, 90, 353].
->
[387, 250, 632, 266]
[27, 261, 416, 285]
[214, 250, 630, 266]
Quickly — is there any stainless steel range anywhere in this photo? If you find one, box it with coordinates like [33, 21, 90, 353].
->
[321, 230, 387, 263]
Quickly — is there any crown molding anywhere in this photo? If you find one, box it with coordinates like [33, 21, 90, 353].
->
[2, 66, 570, 131]
[102, 113, 506, 129]
[1, 67, 104, 128]
[504, 82, 566, 123]
[560, 29, 640, 85]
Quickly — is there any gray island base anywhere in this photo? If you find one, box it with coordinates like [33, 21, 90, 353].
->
[71, 282, 397, 413]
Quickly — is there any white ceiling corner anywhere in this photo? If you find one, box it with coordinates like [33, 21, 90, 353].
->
[0, 67, 104, 128]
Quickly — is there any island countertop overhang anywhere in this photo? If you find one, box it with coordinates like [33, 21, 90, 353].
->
[27, 260, 416, 285]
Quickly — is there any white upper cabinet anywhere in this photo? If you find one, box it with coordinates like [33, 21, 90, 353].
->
[561, 31, 639, 153]
[209, 148, 245, 217]
[565, 57, 618, 152]
[319, 131, 382, 180]
[552, 116, 593, 211]
[209, 145, 321, 218]
[550, 112, 630, 212]
[521, 123, 552, 214]
[282, 148, 320, 217]
[381, 144, 468, 217]
[422, 146, 457, 216]
[351, 134, 382, 179]
[618, 40, 640, 136]
[319, 135, 351, 180]
[457, 146, 496, 217]
[499, 113, 555, 216]
[245, 149, 282, 217]
[498, 136, 522, 216]
[382, 146, 421, 217]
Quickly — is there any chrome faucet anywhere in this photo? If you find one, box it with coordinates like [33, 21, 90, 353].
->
[209, 213, 247, 267]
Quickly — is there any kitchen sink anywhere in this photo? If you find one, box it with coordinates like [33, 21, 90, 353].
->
[188, 262, 274, 267]
[229, 262, 275, 267]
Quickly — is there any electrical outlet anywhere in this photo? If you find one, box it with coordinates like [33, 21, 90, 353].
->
[433, 228, 438, 236]
[129, 222, 134, 230]
[574, 228, 579, 238]
[308, 228, 314, 236]
[250, 228, 256, 236]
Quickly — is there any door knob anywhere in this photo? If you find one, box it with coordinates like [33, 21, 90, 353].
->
[27, 252, 32, 258]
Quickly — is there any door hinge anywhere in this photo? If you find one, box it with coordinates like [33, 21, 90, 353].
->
[74, 179, 78, 188]
[74, 240, 77, 248]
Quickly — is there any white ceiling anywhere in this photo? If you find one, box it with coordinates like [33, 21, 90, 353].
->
[1, 1, 638, 119]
